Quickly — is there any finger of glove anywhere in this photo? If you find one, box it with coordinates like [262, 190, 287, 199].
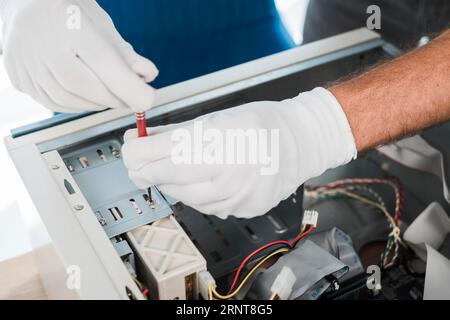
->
[37, 66, 107, 112]
[36, 83, 84, 113]
[158, 181, 232, 207]
[191, 196, 242, 218]
[115, 41, 159, 83]
[17, 70, 77, 113]
[48, 54, 128, 110]
[75, 30, 155, 112]
[17, 67, 83, 113]
[127, 159, 216, 187]
[79, 0, 159, 83]
[122, 129, 181, 169]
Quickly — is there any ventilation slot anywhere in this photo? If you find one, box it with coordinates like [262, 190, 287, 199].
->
[96, 149, 106, 161]
[78, 156, 90, 168]
[266, 214, 288, 233]
[215, 229, 230, 247]
[108, 207, 123, 221]
[64, 179, 76, 195]
[129, 199, 142, 214]
[244, 225, 260, 241]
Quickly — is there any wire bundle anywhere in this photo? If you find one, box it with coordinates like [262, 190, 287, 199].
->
[305, 177, 405, 269]
[209, 177, 405, 300]
[132, 274, 149, 299]
[209, 225, 314, 300]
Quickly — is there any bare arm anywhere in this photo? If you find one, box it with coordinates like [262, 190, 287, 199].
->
[330, 30, 450, 151]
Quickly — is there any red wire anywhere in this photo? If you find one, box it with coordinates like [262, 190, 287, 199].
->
[227, 240, 291, 294]
[291, 225, 314, 246]
[227, 226, 314, 294]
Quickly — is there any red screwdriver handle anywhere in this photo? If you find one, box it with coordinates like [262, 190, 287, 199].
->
[135, 112, 148, 137]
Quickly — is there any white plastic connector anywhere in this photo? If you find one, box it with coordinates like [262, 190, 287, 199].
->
[270, 266, 296, 300]
[302, 210, 319, 227]
[198, 270, 216, 300]
[127, 216, 207, 300]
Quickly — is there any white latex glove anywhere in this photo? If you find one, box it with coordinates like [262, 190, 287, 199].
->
[122, 88, 357, 219]
[0, 0, 158, 113]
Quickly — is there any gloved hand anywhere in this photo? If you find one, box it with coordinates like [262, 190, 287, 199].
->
[122, 88, 357, 219]
[0, 0, 158, 113]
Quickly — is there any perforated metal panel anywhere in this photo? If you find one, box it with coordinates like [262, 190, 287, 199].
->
[60, 137, 173, 238]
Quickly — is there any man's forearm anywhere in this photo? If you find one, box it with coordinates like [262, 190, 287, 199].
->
[330, 30, 450, 151]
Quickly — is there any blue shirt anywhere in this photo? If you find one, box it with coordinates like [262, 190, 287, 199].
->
[97, 0, 294, 88]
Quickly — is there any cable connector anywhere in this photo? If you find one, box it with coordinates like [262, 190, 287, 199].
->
[270, 266, 296, 300]
[302, 210, 319, 227]
[198, 271, 216, 300]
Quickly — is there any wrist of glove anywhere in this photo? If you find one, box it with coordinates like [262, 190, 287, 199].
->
[122, 87, 357, 219]
[1, 0, 158, 113]
[279, 87, 357, 181]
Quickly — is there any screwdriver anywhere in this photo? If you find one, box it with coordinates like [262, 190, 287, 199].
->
[135, 112, 154, 208]
[135, 111, 148, 138]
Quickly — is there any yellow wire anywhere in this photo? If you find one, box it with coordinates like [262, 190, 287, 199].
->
[208, 284, 213, 300]
[299, 224, 306, 234]
[306, 189, 395, 229]
[132, 275, 144, 290]
[336, 190, 404, 244]
[336, 190, 396, 227]
[269, 292, 278, 300]
[214, 189, 398, 301]
[212, 248, 289, 300]
[307, 188, 403, 246]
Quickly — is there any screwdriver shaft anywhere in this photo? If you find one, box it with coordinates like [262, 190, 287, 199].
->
[135, 112, 153, 205]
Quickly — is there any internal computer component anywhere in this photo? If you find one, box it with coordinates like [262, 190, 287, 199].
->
[127, 215, 206, 300]
[248, 240, 349, 300]
[59, 136, 173, 237]
[173, 188, 304, 278]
